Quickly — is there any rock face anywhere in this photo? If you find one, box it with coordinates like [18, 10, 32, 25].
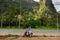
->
[39, 0, 57, 26]
[40, 0, 57, 15]
[21, 0, 39, 9]
[20, 0, 39, 15]
[45, 0, 56, 14]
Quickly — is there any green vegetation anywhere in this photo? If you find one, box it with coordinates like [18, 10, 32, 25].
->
[0, 26, 60, 30]
[0, 0, 60, 30]
[6, 34, 19, 37]
[0, 34, 19, 37]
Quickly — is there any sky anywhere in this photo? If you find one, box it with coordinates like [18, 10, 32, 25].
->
[52, 0, 60, 11]
[34, 0, 60, 12]
[34, 0, 40, 2]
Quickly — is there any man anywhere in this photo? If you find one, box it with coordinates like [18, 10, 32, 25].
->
[28, 26, 32, 31]
[24, 26, 33, 37]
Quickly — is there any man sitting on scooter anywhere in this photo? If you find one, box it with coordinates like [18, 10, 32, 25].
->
[24, 26, 33, 37]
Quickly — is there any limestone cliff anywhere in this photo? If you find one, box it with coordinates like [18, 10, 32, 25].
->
[39, 0, 57, 26]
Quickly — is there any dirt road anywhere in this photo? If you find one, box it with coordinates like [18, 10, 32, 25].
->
[0, 36, 60, 40]
[0, 29, 60, 35]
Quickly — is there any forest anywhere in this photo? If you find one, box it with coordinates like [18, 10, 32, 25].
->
[0, 0, 60, 30]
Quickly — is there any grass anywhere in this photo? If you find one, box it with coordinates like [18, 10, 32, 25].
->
[6, 34, 19, 37]
[0, 34, 19, 37]
[33, 26, 59, 30]
[0, 26, 60, 30]
[0, 26, 25, 30]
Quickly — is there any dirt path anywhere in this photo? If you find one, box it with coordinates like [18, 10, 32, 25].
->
[14, 37, 60, 40]
[0, 36, 60, 40]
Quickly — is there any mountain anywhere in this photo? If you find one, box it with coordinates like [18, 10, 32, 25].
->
[20, 0, 40, 14]
[58, 11, 60, 13]
[20, 0, 58, 26]
[0, 0, 20, 15]
[38, 0, 57, 26]
[0, 0, 59, 28]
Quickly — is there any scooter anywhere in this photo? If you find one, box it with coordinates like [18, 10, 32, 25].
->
[24, 30, 33, 37]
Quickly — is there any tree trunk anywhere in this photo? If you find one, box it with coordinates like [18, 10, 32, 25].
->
[1, 16, 3, 28]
